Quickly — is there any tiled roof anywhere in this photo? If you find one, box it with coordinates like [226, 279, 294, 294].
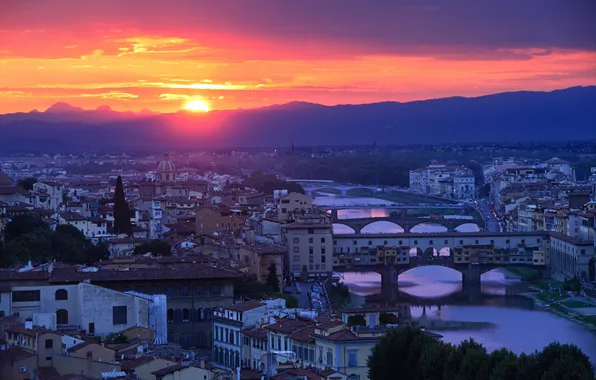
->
[265, 318, 314, 334]
[0, 346, 36, 362]
[227, 300, 266, 312]
[121, 355, 156, 371]
[288, 326, 315, 344]
[241, 326, 268, 340]
[152, 363, 188, 376]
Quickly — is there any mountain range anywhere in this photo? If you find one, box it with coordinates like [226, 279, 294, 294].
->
[1, 86, 595, 152]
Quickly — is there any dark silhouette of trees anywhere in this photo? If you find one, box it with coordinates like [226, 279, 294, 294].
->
[266, 263, 280, 292]
[367, 328, 595, 380]
[113, 176, 132, 235]
[4, 214, 48, 242]
[17, 177, 37, 190]
[133, 239, 172, 256]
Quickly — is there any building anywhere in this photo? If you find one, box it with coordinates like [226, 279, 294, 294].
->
[3, 282, 152, 337]
[31, 181, 64, 211]
[238, 243, 285, 286]
[277, 192, 313, 222]
[284, 220, 334, 280]
[409, 165, 475, 200]
[212, 300, 284, 371]
[550, 232, 595, 281]
[195, 206, 246, 235]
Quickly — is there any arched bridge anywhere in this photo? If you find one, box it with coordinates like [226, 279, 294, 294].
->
[333, 216, 484, 233]
[335, 257, 546, 285]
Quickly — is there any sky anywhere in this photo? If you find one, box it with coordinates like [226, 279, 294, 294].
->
[0, 0, 595, 113]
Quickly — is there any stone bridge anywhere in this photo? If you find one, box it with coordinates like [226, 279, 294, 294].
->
[335, 257, 546, 285]
[333, 216, 484, 233]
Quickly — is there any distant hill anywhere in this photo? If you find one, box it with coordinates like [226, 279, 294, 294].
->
[1, 86, 595, 152]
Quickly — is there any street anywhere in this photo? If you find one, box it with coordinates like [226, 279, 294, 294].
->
[477, 198, 503, 233]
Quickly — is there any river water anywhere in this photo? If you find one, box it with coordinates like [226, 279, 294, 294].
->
[319, 197, 596, 364]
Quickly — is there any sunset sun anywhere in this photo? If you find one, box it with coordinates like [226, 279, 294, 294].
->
[184, 100, 210, 112]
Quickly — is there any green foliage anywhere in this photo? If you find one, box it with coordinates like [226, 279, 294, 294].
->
[133, 239, 172, 256]
[347, 315, 366, 327]
[233, 274, 269, 299]
[1, 216, 107, 267]
[326, 282, 351, 308]
[113, 176, 132, 235]
[367, 328, 595, 380]
[563, 276, 581, 292]
[4, 214, 48, 242]
[242, 172, 304, 195]
[379, 312, 399, 325]
[16, 177, 37, 190]
[265, 263, 280, 292]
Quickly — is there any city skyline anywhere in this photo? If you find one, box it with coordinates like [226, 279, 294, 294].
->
[1, 0, 595, 113]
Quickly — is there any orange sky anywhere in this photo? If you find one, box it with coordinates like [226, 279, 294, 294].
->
[0, 0, 595, 114]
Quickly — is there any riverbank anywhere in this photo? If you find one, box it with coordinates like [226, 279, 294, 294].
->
[517, 278, 596, 330]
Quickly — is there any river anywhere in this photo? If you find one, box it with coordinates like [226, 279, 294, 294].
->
[318, 196, 596, 364]
[341, 269, 596, 364]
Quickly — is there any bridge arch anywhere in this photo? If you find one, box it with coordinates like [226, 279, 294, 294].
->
[410, 222, 448, 233]
[332, 223, 356, 234]
[454, 223, 481, 232]
[361, 221, 405, 234]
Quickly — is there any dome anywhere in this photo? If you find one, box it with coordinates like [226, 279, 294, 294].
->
[156, 153, 176, 172]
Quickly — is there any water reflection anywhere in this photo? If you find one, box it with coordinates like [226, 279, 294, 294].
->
[340, 267, 596, 363]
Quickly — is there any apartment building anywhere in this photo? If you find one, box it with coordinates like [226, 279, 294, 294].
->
[284, 220, 334, 280]
[277, 192, 313, 222]
[409, 164, 475, 200]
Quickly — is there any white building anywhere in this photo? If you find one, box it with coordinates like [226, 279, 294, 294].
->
[1, 281, 153, 337]
[409, 164, 475, 200]
[32, 181, 63, 211]
[212, 299, 286, 371]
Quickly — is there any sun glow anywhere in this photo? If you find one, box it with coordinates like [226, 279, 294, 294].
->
[184, 99, 210, 112]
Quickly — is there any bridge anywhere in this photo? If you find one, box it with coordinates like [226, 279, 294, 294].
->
[304, 185, 378, 197]
[331, 231, 550, 285]
[332, 215, 484, 233]
[322, 204, 465, 210]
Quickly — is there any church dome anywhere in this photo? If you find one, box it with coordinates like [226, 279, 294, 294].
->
[157, 153, 176, 172]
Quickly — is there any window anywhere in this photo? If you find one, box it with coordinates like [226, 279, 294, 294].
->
[293, 255, 300, 262]
[321, 247, 326, 254]
[321, 237, 326, 243]
[88, 323, 95, 334]
[182, 308, 190, 322]
[45, 339, 53, 349]
[368, 240, 372, 246]
[293, 247, 299, 253]
[293, 238, 299, 243]
[196, 285, 205, 295]
[56, 309, 68, 325]
[326, 348, 333, 366]
[506, 239, 510, 244]
[348, 350, 358, 367]
[308, 228, 314, 234]
[55, 289, 68, 301]
[429, 240, 433, 245]
[398, 240, 402, 245]
[321, 256, 326, 263]
[211, 284, 221, 296]
[309, 247, 314, 254]
[167, 309, 174, 323]
[113, 306, 127, 325]
[181, 285, 190, 296]
[309, 238, 314, 243]
[475, 240, 479, 244]
[12, 290, 40, 302]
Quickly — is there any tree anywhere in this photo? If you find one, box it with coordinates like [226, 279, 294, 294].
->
[347, 315, 366, 327]
[266, 263, 280, 292]
[4, 215, 48, 242]
[17, 177, 37, 190]
[530, 342, 593, 380]
[133, 239, 172, 256]
[113, 176, 132, 235]
[379, 313, 399, 325]
[55, 224, 87, 242]
[541, 355, 595, 380]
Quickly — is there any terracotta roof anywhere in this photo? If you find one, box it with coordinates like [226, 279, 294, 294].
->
[227, 300, 266, 312]
[6, 324, 58, 337]
[0, 346, 36, 362]
[241, 326, 268, 340]
[283, 223, 332, 229]
[67, 341, 103, 353]
[265, 318, 314, 334]
[60, 212, 88, 222]
[0, 185, 28, 195]
[289, 326, 315, 344]
[37, 366, 60, 380]
[121, 355, 156, 371]
[152, 363, 188, 376]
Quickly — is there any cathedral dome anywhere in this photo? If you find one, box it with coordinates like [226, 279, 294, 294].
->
[157, 153, 176, 172]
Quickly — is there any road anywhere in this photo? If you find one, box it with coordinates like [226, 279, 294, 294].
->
[477, 199, 502, 233]
[284, 281, 330, 313]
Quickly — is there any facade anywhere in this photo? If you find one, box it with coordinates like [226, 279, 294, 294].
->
[550, 232, 595, 281]
[195, 206, 245, 235]
[409, 164, 475, 200]
[284, 221, 334, 280]
[5, 282, 151, 337]
[277, 192, 313, 222]
[32, 181, 63, 211]
[238, 243, 285, 286]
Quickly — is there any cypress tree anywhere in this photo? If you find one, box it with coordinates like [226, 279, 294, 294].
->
[113, 176, 132, 235]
